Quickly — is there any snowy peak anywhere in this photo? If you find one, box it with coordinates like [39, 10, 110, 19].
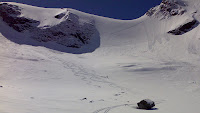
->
[0, 2, 100, 53]
[146, 0, 186, 19]
[145, 0, 200, 35]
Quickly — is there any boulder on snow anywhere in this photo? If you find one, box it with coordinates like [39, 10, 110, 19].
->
[137, 99, 155, 110]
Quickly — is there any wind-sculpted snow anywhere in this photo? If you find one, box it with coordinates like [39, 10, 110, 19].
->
[0, 2, 100, 53]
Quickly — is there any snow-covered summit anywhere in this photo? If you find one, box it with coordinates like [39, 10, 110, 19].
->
[146, 0, 187, 19]
[145, 0, 200, 35]
[0, 2, 100, 53]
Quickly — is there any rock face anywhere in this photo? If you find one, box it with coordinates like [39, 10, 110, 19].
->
[137, 99, 155, 110]
[54, 13, 65, 19]
[31, 12, 96, 48]
[146, 0, 186, 19]
[168, 19, 199, 35]
[0, 3, 99, 49]
[0, 3, 39, 32]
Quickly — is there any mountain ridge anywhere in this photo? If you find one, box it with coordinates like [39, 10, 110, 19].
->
[1, 0, 200, 58]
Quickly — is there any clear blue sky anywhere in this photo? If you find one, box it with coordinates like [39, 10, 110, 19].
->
[2, 0, 162, 20]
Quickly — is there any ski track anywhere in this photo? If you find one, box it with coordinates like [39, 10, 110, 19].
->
[92, 104, 130, 113]
[47, 55, 127, 91]
[92, 100, 163, 113]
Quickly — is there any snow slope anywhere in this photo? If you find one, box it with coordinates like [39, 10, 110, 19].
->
[1, 0, 200, 113]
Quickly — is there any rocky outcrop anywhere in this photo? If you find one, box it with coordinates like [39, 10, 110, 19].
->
[168, 19, 199, 35]
[146, 0, 186, 19]
[137, 99, 155, 110]
[0, 3, 39, 32]
[31, 12, 96, 48]
[55, 13, 65, 19]
[0, 3, 98, 49]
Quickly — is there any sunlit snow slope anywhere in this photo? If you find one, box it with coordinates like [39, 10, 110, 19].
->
[1, 0, 200, 113]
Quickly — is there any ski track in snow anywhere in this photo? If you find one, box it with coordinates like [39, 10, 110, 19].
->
[92, 104, 132, 113]
[92, 98, 164, 113]
[47, 55, 127, 91]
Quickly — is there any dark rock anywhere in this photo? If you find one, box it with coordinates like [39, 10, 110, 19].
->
[137, 99, 155, 110]
[89, 100, 94, 103]
[81, 98, 87, 100]
[55, 13, 65, 19]
[70, 33, 87, 44]
[0, 86, 3, 88]
[0, 3, 39, 32]
[146, 8, 156, 16]
[114, 94, 121, 96]
[51, 31, 66, 37]
[168, 19, 199, 35]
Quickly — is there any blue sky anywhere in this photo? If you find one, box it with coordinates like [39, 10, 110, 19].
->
[2, 0, 162, 20]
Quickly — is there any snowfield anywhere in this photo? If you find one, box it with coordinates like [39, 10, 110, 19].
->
[1, 0, 200, 113]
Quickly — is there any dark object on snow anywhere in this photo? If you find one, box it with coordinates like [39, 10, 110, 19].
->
[89, 100, 94, 103]
[0, 86, 3, 88]
[168, 19, 199, 35]
[137, 99, 155, 110]
[81, 98, 87, 101]
[55, 13, 65, 19]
